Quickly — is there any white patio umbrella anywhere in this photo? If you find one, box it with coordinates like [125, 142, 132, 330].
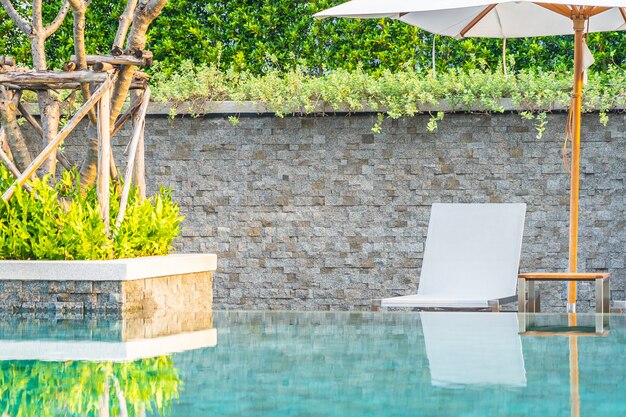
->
[315, 1, 626, 310]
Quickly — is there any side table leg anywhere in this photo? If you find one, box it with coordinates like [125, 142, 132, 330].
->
[595, 278, 610, 314]
[528, 281, 539, 313]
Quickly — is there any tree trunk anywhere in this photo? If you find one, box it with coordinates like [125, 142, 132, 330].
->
[39, 93, 60, 175]
[0, 87, 32, 171]
[113, 0, 138, 51]
[69, 1, 102, 185]
[79, 124, 99, 186]
[109, 0, 167, 125]
[31, 21, 61, 176]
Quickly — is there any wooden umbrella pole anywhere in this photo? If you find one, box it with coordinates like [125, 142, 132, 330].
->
[568, 15, 585, 311]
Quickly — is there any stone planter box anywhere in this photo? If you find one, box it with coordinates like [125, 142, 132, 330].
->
[0, 254, 216, 315]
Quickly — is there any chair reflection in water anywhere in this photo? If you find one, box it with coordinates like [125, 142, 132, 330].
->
[421, 312, 526, 387]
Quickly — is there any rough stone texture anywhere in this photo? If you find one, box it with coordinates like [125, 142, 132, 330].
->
[61, 112, 625, 312]
[121, 310, 214, 340]
[0, 310, 214, 341]
[0, 272, 213, 315]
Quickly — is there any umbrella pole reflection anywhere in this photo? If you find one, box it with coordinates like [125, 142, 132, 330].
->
[568, 313, 580, 417]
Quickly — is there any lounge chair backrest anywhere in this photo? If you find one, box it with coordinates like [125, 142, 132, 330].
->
[417, 203, 526, 300]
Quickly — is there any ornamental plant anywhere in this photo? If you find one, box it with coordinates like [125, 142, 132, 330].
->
[0, 165, 182, 260]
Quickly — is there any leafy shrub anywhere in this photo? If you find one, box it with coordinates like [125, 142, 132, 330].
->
[152, 62, 626, 136]
[0, 166, 183, 260]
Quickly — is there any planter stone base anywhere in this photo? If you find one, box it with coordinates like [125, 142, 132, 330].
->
[0, 254, 216, 316]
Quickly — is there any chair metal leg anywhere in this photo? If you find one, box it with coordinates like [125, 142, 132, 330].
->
[528, 281, 540, 313]
[517, 278, 526, 313]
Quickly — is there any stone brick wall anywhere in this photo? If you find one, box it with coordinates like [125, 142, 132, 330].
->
[0, 272, 213, 315]
[63, 111, 625, 312]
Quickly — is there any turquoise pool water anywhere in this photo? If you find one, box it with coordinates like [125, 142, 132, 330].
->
[1, 311, 625, 416]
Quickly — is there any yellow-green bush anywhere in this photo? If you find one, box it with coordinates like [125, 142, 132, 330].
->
[0, 166, 182, 260]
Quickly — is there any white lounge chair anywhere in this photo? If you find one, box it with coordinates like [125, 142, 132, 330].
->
[422, 312, 527, 387]
[373, 203, 526, 311]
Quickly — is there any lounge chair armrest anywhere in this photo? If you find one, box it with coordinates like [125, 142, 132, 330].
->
[488, 296, 518, 312]
[498, 295, 518, 305]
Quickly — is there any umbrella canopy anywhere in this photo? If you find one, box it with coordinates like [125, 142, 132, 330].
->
[315, 1, 626, 38]
[315, 1, 626, 310]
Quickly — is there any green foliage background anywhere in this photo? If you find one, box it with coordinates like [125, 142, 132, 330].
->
[3, 0, 626, 74]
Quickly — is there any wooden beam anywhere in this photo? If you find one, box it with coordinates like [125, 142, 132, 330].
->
[97, 83, 112, 235]
[535, 3, 573, 18]
[619, 7, 626, 23]
[0, 56, 15, 67]
[17, 102, 43, 136]
[70, 54, 151, 67]
[460, 4, 496, 37]
[130, 88, 148, 200]
[0, 131, 33, 193]
[132, 120, 146, 200]
[0, 70, 108, 85]
[7, 80, 146, 91]
[112, 92, 144, 138]
[16, 101, 73, 171]
[2, 77, 114, 202]
[114, 87, 151, 233]
[93, 62, 115, 72]
[62, 61, 76, 72]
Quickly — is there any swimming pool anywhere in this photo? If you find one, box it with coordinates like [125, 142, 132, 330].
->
[1, 311, 624, 416]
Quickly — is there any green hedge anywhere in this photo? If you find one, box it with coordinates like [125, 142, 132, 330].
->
[3, 1, 626, 74]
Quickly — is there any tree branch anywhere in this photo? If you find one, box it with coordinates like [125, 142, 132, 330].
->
[109, 0, 167, 124]
[32, 0, 43, 32]
[0, 0, 32, 35]
[113, 0, 137, 52]
[45, 0, 71, 38]
[0, 86, 32, 171]
[67, 0, 97, 125]
[67, 0, 84, 8]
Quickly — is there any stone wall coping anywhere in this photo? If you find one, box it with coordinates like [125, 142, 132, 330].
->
[23, 99, 588, 117]
[0, 253, 217, 281]
[144, 99, 574, 115]
[0, 328, 217, 361]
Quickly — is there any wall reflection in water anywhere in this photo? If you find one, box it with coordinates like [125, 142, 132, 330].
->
[0, 311, 215, 417]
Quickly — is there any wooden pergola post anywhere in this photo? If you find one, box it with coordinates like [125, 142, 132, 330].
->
[97, 81, 112, 235]
[114, 87, 150, 233]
